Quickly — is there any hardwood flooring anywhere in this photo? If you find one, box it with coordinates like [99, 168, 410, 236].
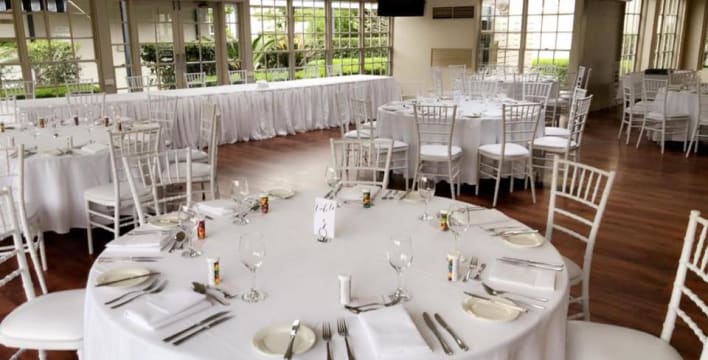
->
[1, 108, 706, 359]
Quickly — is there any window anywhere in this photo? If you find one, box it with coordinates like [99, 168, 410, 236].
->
[134, 3, 176, 89]
[524, 0, 574, 71]
[653, 0, 685, 68]
[183, 7, 217, 86]
[225, 3, 241, 71]
[0, 11, 22, 86]
[332, 0, 360, 75]
[362, 2, 391, 75]
[620, 0, 642, 74]
[479, 0, 523, 70]
[292, 0, 326, 78]
[109, 0, 133, 91]
[250, 0, 290, 79]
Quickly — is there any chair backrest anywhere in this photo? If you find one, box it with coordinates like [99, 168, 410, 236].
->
[122, 148, 192, 225]
[518, 72, 541, 83]
[126, 75, 153, 92]
[465, 80, 498, 98]
[349, 97, 373, 137]
[431, 66, 443, 96]
[2, 80, 34, 99]
[669, 70, 696, 87]
[148, 94, 178, 142]
[0, 187, 36, 301]
[329, 138, 392, 189]
[108, 126, 162, 205]
[302, 64, 320, 79]
[326, 63, 343, 77]
[522, 81, 553, 107]
[567, 94, 594, 147]
[531, 63, 558, 77]
[643, 77, 668, 114]
[399, 81, 425, 100]
[0, 96, 16, 123]
[500, 103, 542, 153]
[67, 92, 106, 120]
[185, 72, 206, 88]
[622, 79, 638, 111]
[65, 78, 95, 94]
[661, 210, 708, 360]
[695, 78, 708, 126]
[448, 64, 467, 87]
[228, 70, 248, 84]
[545, 155, 616, 314]
[414, 104, 458, 155]
[335, 91, 351, 137]
[573, 66, 586, 89]
[582, 67, 592, 89]
[269, 68, 290, 82]
[197, 99, 218, 151]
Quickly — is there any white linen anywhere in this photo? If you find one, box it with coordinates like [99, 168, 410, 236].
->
[488, 260, 556, 291]
[358, 305, 431, 360]
[195, 199, 239, 217]
[105, 233, 170, 252]
[124, 289, 211, 331]
[84, 189, 570, 360]
[337, 185, 381, 201]
[656, 89, 704, 141]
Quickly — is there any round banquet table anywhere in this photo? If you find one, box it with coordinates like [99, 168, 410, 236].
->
[479, 75, 559, 101]
[655, 88, 704, 142]
[376, 99, 545, 185]
[83, 189, 569, 359]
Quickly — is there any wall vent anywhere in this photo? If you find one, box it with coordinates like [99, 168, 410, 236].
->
[432, 6, 474, 19]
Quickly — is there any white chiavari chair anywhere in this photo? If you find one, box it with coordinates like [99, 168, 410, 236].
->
[330, 138, 393, 191]
[228, 70, 248, 84]
[465, 79, 498, 98]
[302, 64, 321, 79]
[123, 148, 193, 225]
[326, 63, 343, 77]
[413, 104, 461, 199]
[523, 81, 553, 126]
[84, 126, 161, 254]
[531, 63, 559, 78]
[477, 103, 541, 207]
[0, 187, 84, 360]
[147, 94, 178, 148]
[399, 81, 425, 100]
[546, 155, 615, 321]
[2, 80, 34, 99]
[687, 77, 708, 156]
[269, 68, 290, 82]
[342, 96, 373, 140]
[669, 70, 697, 88]
[546, 87, 587, 138]
[126, 75, 153, 92]
[0, 96, 17, 124]
[0, 144, 47, 285]
[636, 77, 690, 154]
[67, 92, 106, 121]
[566, 209, 705, 360]
[431, 66, 443, 96]
[618, 78, 646, 144]
[448, 64, 467, 92]
[518, 72, 541, 83]
[65, 78, 95, 94]
[184, 72, 206, 88]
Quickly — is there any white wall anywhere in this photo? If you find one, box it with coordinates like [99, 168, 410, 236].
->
[392, 0, 479, 88]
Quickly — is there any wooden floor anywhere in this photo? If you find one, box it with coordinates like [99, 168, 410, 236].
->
[1, 108, 706, 359]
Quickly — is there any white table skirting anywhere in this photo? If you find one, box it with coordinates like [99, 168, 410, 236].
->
[84, 189, 569, 360]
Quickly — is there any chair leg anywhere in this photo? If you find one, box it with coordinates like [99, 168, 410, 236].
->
[683, 122, 689, 152]
[660, 122, 666, 154]
[582, 280, 591, 321]
[492, 159, 503, 208]
[448, 161, 455, 200]
[625, 116, 634, 145]
[27, 229, 48, 294]
[635, 119, 646, 148]
[85, 200, 94, 255]
[39, 230, 47, 271]
[475, 154, 481, 196]
[527, 159, 536, 204]
[617, 113, 625, 140]
[39, 350, 47, 360]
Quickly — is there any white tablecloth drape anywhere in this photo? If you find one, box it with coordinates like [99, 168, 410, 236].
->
[84, 189, 569, 360]
[658, 89, 702, 141]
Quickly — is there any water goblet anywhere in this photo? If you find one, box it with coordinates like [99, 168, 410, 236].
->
[387, 233, 413, 301]
[231, 177, 251, 225]
[448, 205, 471, 260]
[240, 232, 267, 303]
[417, 177, 435, 221]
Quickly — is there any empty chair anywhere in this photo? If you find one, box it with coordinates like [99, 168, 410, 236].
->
[326, 63, 343, 77]
[477, 103, 542, 207]
[566, 209, 705, 360]
[65, 78, 95, 94]
[0, 96, 17, 124]
[340, 95, 373, 140]
[302, 64, 321, 79]
[399, 81, 425, 100]
[518, 72, 541, 83]
[431, 66, 443, 96]
[546, 88, 587, 138]
[668, 70, 696, 88]
[687, 77, 708, 156]
[228, 70, 248, 85]
[67, 92, 106, 121]
[184, 72, 206, 88]
[618, 78, 645, 144]
[147, 94, 178, 147]
[330, 138, 393, 190]
[448, 64, 467, 91]
[523, 81, 553, 125]
[2, 80, 34, 99]
[412, 104, 462, 199]
[546, 155, 616, 321]
[465, 80, 498, 98]
[636, 78, 690, 154]
[126, 75, 153, 92]
[0, 187, 84, 359]
[269, 68, 290, 82]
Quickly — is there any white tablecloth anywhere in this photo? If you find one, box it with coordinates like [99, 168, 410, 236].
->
[377, 100, 544, 185]
[84, 189, 569, 359]
[482, 75, 559, 100]
[658, 89, 703, 141]
[18, 75, 399, 149]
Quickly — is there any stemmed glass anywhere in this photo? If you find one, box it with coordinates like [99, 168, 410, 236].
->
[324, 166, 340, 199]
[231, 177, 251, 225]
[179, 205, 202, 258]
[387, 233, 413, 301]
[417, 177, 435, 221]
[448, 206, 471, 260]
[240, 232, 266, 303]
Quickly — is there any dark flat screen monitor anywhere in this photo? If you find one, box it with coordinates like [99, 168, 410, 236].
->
[377, 0, 425, 17]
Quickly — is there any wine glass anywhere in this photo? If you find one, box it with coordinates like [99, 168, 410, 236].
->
[448, 206, 471, 259]
[324, 166, 340, 195]
[231, 177, 250, 225]
[387, 233, 413, 301]
[179, 205, 202, 258]
[417, 177, 435, 221]
[240, 232, 266, 303]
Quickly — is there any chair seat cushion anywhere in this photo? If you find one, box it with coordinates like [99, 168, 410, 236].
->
[0, 289, 84, 350]
[478, 143, 530, 158]
[420, 144, 462, 160]
[174, 149, 209, 163]
[533, 136, 578, 150]
[344, 129, 372, 139]
[646, 112, 690, 120]
[165, 162, 213, 181]
[566, 320, 682, 360]
[85, 182, 148, 204]
[361, 120, 377, 129]
[563, 255, 582, 285]
[545, 127, 570, 137]
[373, 138, 408, 149]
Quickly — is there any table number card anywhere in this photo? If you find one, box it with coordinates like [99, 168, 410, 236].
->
[314, 198, 336, 242]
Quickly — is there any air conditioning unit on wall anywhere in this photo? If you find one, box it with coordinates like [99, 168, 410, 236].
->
[432, 6, 475, 19]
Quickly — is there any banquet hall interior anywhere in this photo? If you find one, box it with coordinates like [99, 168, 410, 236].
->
[0, 0, 706, 359]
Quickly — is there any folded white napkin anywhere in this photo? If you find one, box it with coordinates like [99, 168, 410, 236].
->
[359, 305, 431, 360]
[488, 259, 556, 291]
[124, 289, 212, 331]
[337, 185, 381, 202]
[468, 210, 515, 226]
[81, 143, 108, 154]
[105, 232, 170, 253]
[196, 199, 239, 217]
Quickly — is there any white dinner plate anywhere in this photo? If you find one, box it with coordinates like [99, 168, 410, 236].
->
[95, 267, 151, 288]
[381, 105, 403, 111]
[462, 296, 521, 322]
[148, 212, 186, 229]
[502, 232, 545, 248]
[267, 188, 296, 199]
[252, 323, 316, 356]
[463, 113, 482, 118]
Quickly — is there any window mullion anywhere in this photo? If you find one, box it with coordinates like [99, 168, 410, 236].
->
[519, 0, 528, 73]
[10, 0, 33, 85]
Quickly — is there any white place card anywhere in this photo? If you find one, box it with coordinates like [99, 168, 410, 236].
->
[313, 198, 336, 242]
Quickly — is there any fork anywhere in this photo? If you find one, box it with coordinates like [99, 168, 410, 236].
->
[481, 282, 548, 303]
[322, 322, 333, 360]
[463, 257, 478, 282]
[110, 280, 168, 308]
[337, 318, 355, 360]
[104, 278, 159, 305]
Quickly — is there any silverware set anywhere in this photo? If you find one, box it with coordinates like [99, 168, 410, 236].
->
[422, 312, 468, 355]
[324, 184, 343, 199]
[462, 257, 486, 282]
[162, 310, 235, 346]
[498, 257, 564, 271]
[343, 296, 401, 314]
[284, 320, 301, 359]
[107, 280, 168, 309]
[97, 256, 162, 263]
[318, 320, 354, 360]
[322, 322, 333, 360]
[380, 189, 410, 200]
[192, 282, 231, 306]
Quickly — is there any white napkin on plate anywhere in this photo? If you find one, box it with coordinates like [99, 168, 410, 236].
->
[359, 305, 431, 360]
[337, 185, 381, 202]
[81, 143, 108, 154]
[196, 199, 239, 217]
[105, 232, 170, 253]
[124, 289, 212, 331]
[488, 259, 556, 291]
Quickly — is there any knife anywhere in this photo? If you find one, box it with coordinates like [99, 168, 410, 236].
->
[498, 257, 564, 271]
[496, 229, 539, 236]
[172, 315, 235, 345]
[397, 189, 411, 200]
[162, 311, 231, 342]
[95, 272, 161, 287]
[434, 313, 468, 351]
[192, 282, 230, 306]
[422, 312, 453, 355]
[283, 320, 301, 359]
[463, 292, 528, 313]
